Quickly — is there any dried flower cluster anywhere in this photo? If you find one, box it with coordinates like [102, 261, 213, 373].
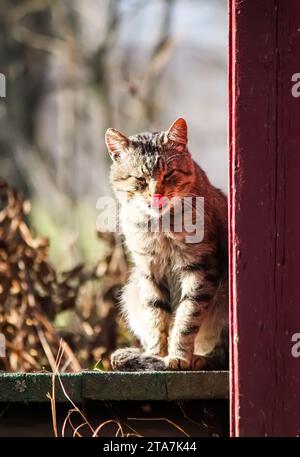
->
[0, 180, 129, 372]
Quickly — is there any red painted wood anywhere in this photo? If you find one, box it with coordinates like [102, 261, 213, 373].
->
[229, 0, 300, 436]
[228, 0, 236, 438]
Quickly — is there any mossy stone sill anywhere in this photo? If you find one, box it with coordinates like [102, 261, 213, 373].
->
[0, 370, 229, 402]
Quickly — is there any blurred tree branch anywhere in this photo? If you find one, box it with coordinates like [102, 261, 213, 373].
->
[0, 0, 176, 266]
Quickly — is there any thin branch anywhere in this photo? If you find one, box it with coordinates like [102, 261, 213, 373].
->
[127, 417, 190, 437]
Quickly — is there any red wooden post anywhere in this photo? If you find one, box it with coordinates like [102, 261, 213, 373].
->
[229, 0, 300, 436]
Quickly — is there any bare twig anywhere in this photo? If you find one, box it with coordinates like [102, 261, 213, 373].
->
[127, 417, 190, 437]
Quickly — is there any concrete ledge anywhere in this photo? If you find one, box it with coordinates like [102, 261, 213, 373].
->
[0, 371, 229, 402]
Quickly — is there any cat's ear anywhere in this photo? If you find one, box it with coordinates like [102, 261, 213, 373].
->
[167, 117, 188, 145]
[105, 128, 130, 161]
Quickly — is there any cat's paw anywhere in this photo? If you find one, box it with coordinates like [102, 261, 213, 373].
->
[110, 348, 141, 371]
[191, 355, 207, 370]
[164, 356, 191, 370]
[164, 355, 207, 370]
[110, 348, 166, 371]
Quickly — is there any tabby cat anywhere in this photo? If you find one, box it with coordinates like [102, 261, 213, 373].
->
[105, 118, 228, 371]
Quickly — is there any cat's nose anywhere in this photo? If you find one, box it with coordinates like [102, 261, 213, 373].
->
[150, 193, 168, 208]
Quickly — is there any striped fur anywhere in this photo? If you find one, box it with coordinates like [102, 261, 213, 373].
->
[106, 118, 228, 371]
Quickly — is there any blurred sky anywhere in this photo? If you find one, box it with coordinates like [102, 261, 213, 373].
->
[119, 0, 226, 49]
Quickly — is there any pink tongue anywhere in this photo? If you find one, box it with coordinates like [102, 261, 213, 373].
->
[151, 194, 167, 208]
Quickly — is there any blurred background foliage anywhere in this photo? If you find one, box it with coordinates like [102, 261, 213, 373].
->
[0, 0, 227, 371]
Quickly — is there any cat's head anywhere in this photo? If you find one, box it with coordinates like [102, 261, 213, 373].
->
[105, 118, 195, 215]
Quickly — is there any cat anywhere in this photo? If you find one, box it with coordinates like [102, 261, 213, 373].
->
[105, 117, 228, 371]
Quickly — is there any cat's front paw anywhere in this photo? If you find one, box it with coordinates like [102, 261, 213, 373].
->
[110, 348, 141, 371]
[164, 355, 207, 370]
[191, 355, 207, 370]
[164, 356, 191, 370]
[110, 348, 167, 371]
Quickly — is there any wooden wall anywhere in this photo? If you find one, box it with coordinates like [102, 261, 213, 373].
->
[229, 0, 300, 437]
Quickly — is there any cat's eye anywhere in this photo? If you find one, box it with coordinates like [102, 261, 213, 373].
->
[163, 170, 178, 181]
[132, 176, 146, 183]
[128, 176, 147, 186]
